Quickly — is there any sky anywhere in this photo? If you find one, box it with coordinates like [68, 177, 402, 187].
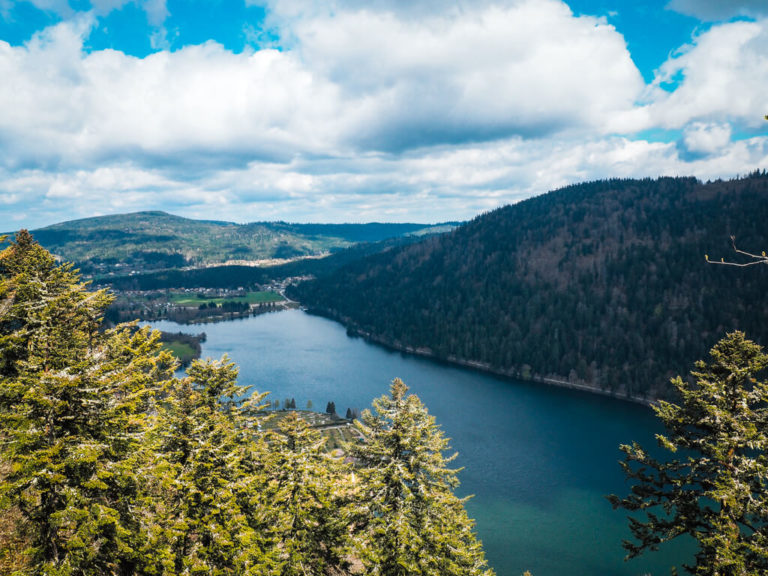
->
[1, 0, 767, 229]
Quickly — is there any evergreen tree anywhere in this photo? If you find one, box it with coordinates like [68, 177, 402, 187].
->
[0, 230, 112, 382]
[149, 356, 274, 575]
[0, 231, 175, 574]
[610, 332, 768, 575]
[349, 378, 494, 576]
[261, 411, 350, 575]
[0, 232, 502, 575]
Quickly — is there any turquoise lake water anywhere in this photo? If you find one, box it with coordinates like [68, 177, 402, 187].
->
[148, 309, 692, 576]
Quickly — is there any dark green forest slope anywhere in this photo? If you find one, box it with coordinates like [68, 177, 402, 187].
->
[289, 174, 768, 400]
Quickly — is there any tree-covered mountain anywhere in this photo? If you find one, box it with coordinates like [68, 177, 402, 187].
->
[24, 210, 453, 275]
[289, 174, 768, 400]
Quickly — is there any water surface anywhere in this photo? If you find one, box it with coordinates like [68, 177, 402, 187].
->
[149, 310, 691, 576]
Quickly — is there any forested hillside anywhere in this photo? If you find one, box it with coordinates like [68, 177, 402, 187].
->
[106, 234, 424, 291]
[289, 174, 768, 400]
[25, 211, 450, 276]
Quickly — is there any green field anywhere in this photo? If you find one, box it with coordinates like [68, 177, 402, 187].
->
[170, 291, 284, 307]
[161, 341, 196, 358]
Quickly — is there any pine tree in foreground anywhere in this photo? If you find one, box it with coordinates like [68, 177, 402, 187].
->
[148, 356, 276, 575]
[349, 378, 494, 576]
[262, 411, 351, 575]
[610, 332, 768, 575]
[0, 231, 176, 574]
[1, 232, 497, 575]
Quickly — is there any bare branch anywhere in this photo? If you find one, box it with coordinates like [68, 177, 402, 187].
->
[706, 236, 768, 267]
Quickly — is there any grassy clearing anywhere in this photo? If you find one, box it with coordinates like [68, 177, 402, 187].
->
[159, 340, 201, 367]
[170, 291, 284, 307]
[161, 341, 196, 358]
[324, 426, 356, 452]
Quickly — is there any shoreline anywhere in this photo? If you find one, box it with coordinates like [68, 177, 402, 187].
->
[304, 307, 655, 407]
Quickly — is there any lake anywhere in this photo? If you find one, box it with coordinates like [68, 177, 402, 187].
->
[148, 309, 691, 576]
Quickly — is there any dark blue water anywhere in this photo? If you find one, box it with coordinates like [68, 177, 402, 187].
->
[148, 310, 691, 576]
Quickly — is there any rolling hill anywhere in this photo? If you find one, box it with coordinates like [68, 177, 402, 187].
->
[18, 211, 452, 276]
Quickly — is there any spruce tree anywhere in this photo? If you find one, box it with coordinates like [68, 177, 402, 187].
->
[149, 356, 275, 575]
[0, 231, 175, 574]
[610, 332, 768, 575]
[0, 230, 112, 382]
[261, 411, 350, 575]
[349, 378, 494, 576]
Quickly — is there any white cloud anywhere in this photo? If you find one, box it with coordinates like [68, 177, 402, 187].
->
[0, 20, 345, 170]
[4, 129, 767, 230]
[646, 19, 768, 130]
[2, 0, 768, 230]
[140, 0, 167, 27]
[272, 0, 645, 147]
[0, 1, 647, 169]
[682, 122, 732, 155]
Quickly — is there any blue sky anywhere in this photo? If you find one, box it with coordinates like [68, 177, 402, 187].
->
[0, 0, 767, 228]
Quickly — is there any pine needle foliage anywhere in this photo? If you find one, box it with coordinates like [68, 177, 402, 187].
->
[1, 232, 495, 576]
[349, 378, 494, 576]
[0, 231, 176, 574]
[261, 411, 351, 575]
[148, 357, 275, 575]
[609, 332, 768, 575]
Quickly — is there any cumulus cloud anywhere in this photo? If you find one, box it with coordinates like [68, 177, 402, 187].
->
[0, 0, 647, 168]
[1, 0, 768, 229]
[680, 122, 732, 157]
[647, 20, 768, 127]
[265, 0, 645, 148]
[0, 19, 346, 171]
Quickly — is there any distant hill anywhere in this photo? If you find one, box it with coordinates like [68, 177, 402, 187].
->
[289, 174, 768, 400]
[18, 211, 452, 276]
[105, 235, 422, 291]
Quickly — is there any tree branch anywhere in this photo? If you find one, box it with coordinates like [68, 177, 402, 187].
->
[706, 236, 768, 267]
